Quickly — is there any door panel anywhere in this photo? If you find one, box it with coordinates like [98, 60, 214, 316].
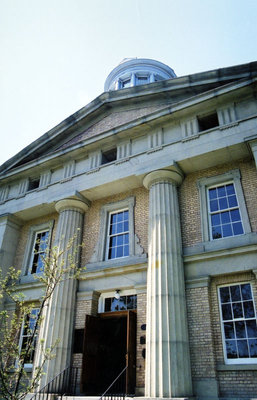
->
[81, 314, 101, 394]
[126, 311, 137, 394]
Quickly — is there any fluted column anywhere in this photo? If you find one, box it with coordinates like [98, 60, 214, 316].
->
[38, 197, 90, 386]
[143, 169, 192, 398]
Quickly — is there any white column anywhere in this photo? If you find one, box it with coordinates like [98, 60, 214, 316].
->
[143, 169, 192, 398]
[38, 197, 89, 386]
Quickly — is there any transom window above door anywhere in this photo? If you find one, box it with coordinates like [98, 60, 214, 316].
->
[104, 295, 137, 312]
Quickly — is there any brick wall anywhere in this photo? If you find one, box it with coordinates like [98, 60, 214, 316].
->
[179, 159, 257, 248]
[186, 285, 217, 382]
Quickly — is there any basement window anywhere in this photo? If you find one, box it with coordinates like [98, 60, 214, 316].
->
[28, 178, 40, 191]
[198, 111, 219, 132]
[101, 148, 117, 165]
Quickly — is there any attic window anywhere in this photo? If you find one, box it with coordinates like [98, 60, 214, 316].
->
[28, 178, 40, 191]
[198, 111, 219, 132]
[101, 148, 117, 165]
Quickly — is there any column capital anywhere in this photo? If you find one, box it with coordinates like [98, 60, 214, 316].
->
[143, 167, 183, 190]
[55, 197, 90, 214]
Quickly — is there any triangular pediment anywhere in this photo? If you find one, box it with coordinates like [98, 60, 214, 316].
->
[1, 61, 256, 176]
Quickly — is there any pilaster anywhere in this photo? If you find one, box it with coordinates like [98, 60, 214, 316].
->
[143, 168, 192, 398]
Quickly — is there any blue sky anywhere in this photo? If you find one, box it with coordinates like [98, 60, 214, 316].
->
[0, 0, 257, 165]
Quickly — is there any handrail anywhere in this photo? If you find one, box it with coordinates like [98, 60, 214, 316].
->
[99, 365, 128, 400]
[30, 366, 80, 400]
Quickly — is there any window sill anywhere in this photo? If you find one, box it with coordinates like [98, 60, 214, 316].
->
[183, 232, 257, 257]
[217, 363, 257, 371]
[85, 254, 147, 273]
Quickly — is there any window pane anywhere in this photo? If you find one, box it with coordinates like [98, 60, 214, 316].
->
[105, 298, 112, 312]
[211, 214, 220, 226]
[116, 246, 123, 258]
[224, 322, 235, 339]
[221, 212, 230, 224]
[232, 222, 243, 235]
[249, 339, 257, 357]
[210, 199, 219, 212]
[230, 209, 241, 222]
[220, 287, 230, 303]
[116, 223, 123, 233]
[228, 195, 238, 207]
[238, 340, 249, 358]
[117, 212, 123, 222]
[110, 223, 117, 234]
[226, 340, 237, 358]
[212, 226, 222, 239]
[222, 304, 232, 320]
[117, 235, 123, 246]
[243, 301, 255, 318]
[217, 186, 226, 197]
[222, 224, 233, 237]
[235, 321, 246, 338]
[219, 197, 228, 210]
[226, 184, 235, 195]
[241, 284, 252, 301]
[231, 285, 241, 302]
[246, 320, 257, 338]
[110, 236, 117, 247]
[124, 245, 129, 256]
[124, 221, 129, 231]
[209, 188, 217, 199]
[232, 302, 243, 319]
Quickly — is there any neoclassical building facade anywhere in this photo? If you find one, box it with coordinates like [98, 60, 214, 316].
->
[1, 58, 257, 400]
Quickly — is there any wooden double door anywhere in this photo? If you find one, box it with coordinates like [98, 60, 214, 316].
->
[81, 310, 136, 395]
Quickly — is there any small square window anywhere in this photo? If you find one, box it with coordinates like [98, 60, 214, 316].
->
[218, 283, 257, 364]
[198, 111, 219, 132]
[101, 148, 117, 165]
[28, 178, 40, 192]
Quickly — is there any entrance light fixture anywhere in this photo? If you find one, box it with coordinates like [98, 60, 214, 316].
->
[114, 290, 120, 300]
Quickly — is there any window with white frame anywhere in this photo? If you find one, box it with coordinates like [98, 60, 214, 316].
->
[19, 308, 39, 366]
[197, 170, 251, 242]
[208, 182, 244, 240]
[29, 230, 49, 274]
[107, 209, 129, 259]
[218, 283, 257, 364]
[22, 221, 54, 276]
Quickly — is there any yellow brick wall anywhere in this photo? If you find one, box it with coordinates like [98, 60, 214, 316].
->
[136, 292, 146, 392]
[179, 159, 257, 247]
[186, 285, 217, 380]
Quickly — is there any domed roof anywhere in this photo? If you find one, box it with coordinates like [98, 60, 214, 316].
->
[104, 58, 176, 91]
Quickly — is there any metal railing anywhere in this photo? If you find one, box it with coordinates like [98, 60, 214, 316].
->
[99, 365, 128, 400]
[30, 366, 81, 400]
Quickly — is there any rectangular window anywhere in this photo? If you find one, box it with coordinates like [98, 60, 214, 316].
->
[19, 308, 39, 365]
[208, 182, 244, 240]
[28, 178, 40, 192]
[219, 283, 257, 364]
[198, 111, 219, 131]
[101, 148, 117, 165]
[30, 230, 49, 274]
[104, 294, 137, 312]
[107, 209, 129, 259]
